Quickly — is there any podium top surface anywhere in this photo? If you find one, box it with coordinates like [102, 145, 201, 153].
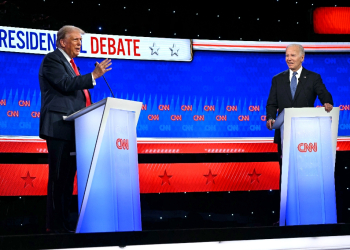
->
[64, 98, 107, 121]
[271, 107, 339, 130]
[64, 97, 142, 122]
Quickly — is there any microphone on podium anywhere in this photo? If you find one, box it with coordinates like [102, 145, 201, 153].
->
[95, 62, 115, 98]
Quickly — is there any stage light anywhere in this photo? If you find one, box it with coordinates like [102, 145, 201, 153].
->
[150, 31, 152, 33]
[174, 33, 176, 35]
[251, 212, 254, 214]
[148, 9, 150, 11]
[99, 27, 101, 30]
[296, 2, 298, 4]
[217, 15, 219, 17]
[209, 215, 211, 217]
[173, 11, 175, 13]
[196, 13, 198, 15]
[160, 217, 162, 219]
[257, 18, 259, 20]
[278, 20, 280, 22]
[345, 167, 348, 169]
[232, 214, 234, 216]
[71, 1, 73, 3]
[197, 35, 199, 37]
[314, 7, 350, 34]
[219, 36, 221, 39]
[124, 6, 126, 9]
[272, 211, 275, 213]
[125, 29, 127, 31]
[98, 3, 100, 6]
[297, 22, 299, 24]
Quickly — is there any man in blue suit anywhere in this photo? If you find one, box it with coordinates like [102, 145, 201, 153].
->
[39, 25, 111, 233]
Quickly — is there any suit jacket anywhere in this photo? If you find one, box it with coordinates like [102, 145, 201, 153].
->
[266, 67, 333, 143]
[39, 49, 93, 141]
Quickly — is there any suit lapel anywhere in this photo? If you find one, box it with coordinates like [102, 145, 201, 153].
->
[293, 68, 308, 102]
[55, 49, 77, 77]
[281, 70, 293, 102]
[64, 60, 77, 77]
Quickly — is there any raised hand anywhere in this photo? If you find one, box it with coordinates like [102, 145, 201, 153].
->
[92, 58, 112, 79]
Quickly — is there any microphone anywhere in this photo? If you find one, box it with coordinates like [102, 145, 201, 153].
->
[95, 62, 115, 98]
[298, 77, 309, 107]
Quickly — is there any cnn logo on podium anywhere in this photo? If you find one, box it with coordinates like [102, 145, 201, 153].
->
[116, 139, 129, 150]
[298, 143, 317, 153]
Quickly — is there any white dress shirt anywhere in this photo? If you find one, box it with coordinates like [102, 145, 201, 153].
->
[289, 66, 303, 85]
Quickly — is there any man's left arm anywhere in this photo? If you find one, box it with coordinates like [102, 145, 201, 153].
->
[313, 73, 333, 112]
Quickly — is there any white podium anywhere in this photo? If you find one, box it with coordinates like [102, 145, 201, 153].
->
[273, 107, 340, 226]
[65, 97, 142, 233]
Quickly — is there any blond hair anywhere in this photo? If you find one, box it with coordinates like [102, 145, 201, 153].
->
[56, 25, 85, 48]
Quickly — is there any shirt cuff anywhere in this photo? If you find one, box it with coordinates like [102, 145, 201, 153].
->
[91, 73, 96, 86]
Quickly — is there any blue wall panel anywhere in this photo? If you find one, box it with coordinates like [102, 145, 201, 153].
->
[0, 51, 349, 137]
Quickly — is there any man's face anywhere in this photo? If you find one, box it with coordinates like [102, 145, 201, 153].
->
[60, 31, 82, 58]
[285, 45, 304, 72]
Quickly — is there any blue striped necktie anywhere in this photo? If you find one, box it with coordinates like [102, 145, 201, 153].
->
[290, 71, 298, 99]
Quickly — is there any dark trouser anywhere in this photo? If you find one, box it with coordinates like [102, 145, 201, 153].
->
[46, 137, 76, 230]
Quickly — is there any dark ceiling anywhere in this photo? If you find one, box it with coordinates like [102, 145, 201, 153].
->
[2, 0, 350, 42]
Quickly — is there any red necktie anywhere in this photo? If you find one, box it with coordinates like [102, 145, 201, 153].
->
[70, 58, 92, 107]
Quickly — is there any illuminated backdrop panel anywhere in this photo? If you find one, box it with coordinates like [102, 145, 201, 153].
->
[0, 50, 349, 137]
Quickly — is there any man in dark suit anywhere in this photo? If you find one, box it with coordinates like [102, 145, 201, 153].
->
[266, 44, 333, 146]
[39, 25, 111, 233]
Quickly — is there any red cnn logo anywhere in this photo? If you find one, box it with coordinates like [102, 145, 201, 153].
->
[31, 111, 40, 118]
[226, 105, 237, 112]
[249, 105, 260, 111]
[19, 100, 31, 107]
[181, 105, 192, 111]
[116, 139, 129, 150]
[298, 143, 317, 152]
[204, 105, 215, 111]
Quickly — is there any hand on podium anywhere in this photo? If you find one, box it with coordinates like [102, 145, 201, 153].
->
[323, 103, 333, 112]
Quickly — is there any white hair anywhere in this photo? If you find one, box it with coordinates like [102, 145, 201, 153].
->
[286, 44, 305, 56]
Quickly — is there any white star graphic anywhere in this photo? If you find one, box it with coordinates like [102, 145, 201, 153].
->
[169, 44, 179, 56]
[149, 43, 160, 55]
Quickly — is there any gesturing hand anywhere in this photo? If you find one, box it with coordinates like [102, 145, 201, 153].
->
[92, 58, 112, 79]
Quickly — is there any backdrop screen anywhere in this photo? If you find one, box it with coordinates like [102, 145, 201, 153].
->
[0, 50, 349, 138]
